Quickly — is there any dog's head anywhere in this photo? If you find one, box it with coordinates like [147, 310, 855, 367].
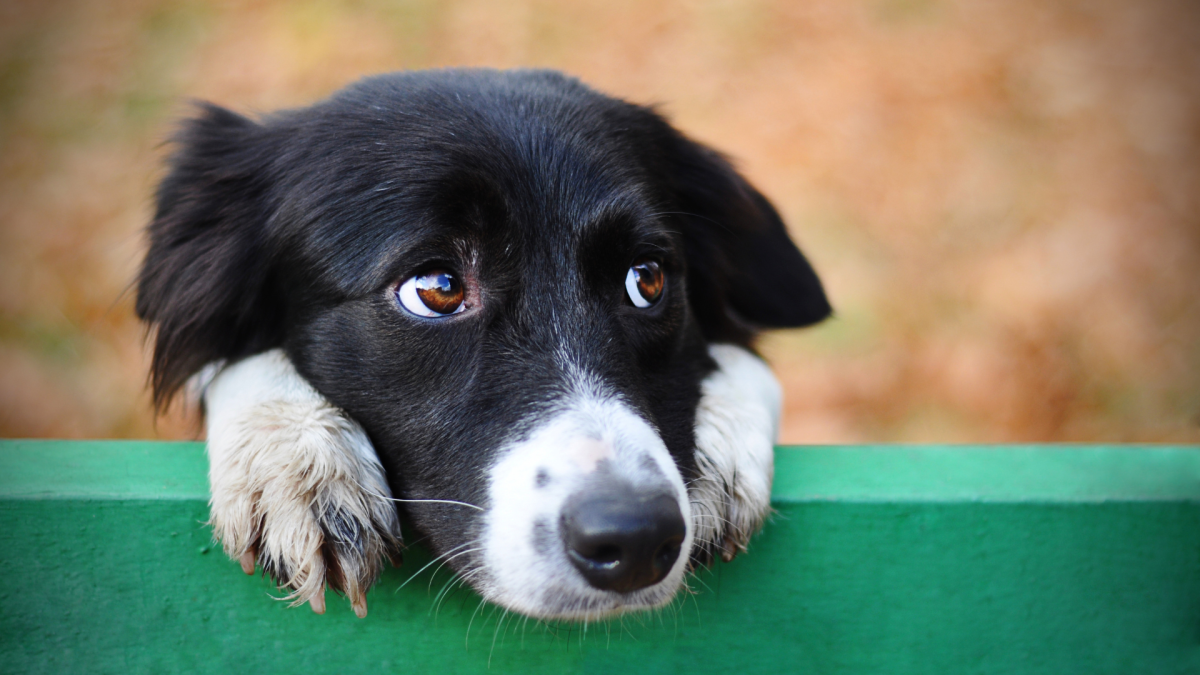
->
[138, 69, 829, 619]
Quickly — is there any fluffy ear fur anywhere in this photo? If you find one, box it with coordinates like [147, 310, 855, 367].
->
[661, 130, 832, 344]
[136, 104, 284, 410]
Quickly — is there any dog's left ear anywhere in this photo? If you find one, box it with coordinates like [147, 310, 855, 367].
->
[659, 129, 832, 343]
[136, 103, 285, 411]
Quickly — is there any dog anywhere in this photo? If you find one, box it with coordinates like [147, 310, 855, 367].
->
[136, 68, 830, 620]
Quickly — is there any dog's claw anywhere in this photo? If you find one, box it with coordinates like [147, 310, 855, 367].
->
[719, 535, 740, 563]
[352, 594, 368, 619]
[216, 499, 400, 615]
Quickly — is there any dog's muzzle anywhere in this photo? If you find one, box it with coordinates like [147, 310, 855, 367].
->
[480, 394, 694, 619]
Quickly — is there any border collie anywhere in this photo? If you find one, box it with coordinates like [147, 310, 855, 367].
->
[136, 68, 830, 620]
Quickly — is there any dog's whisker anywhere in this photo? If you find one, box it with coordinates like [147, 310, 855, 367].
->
[688, 570, 716, 595]
[519, 613, 531, 649]
[432, 564, 480, 618]
[470, 601, 502, 652]
[489, 607, 512, 666]
[394, 541, 476, 593]
[357, 483, 484, 512]
[464, 594, 490, 651]
[429, 555, 483, 611]
[438, 565, 485, 614]
[430, 574, 459, 617]
[384, 497, 485, 511]
[689, 512, 734, 524]
[433, 573, 472, 618]
[425, 546, 482, 594]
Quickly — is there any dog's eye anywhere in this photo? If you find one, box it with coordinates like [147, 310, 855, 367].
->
[397, 270, 465, 317]
[625, 259, 664, 308]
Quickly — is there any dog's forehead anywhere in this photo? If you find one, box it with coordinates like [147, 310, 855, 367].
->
[276, 72, 672, 297]
[292, 70, 656, 195]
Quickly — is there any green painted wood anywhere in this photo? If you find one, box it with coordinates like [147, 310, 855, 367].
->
[0, 439, 208, 500]
[1, 441, 1198, 675]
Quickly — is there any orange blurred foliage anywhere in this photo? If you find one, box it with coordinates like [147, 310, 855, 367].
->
[1, 0, 1197, 442]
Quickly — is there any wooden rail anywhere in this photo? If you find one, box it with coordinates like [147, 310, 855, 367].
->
[1, 440, 1198, 674]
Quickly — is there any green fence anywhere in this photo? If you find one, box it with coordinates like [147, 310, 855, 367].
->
[1, 440, 1198, 674]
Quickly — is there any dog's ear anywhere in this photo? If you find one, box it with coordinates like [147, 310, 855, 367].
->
[661, 131, 832, 343]
[136, 103, 284, 410]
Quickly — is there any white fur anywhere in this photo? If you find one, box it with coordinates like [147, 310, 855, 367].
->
[689, 344, 781, 562]
[480, 392, 693, 619]
[201, 350, 402, 617]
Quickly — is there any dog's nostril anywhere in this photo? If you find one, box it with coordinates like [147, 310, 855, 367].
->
[560, 487, 686, 594]
[588, 545, 622, 567]
[654, 537, 682, 572]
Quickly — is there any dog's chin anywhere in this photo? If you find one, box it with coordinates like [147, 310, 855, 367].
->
[478, 564, 691, 621]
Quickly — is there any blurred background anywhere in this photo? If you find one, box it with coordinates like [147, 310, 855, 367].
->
[1, 0, 1197, 443]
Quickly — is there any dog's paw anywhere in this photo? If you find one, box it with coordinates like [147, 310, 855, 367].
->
[200, 350, 403, 617]
[689, 344, 781, 567]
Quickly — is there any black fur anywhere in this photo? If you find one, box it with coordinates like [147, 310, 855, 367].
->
[137, 68, 830, 581]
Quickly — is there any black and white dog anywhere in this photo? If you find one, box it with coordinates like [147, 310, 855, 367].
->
[137, 69, 829, 620]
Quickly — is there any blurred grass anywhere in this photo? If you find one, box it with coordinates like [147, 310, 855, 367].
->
[0, 0, 1197, 443]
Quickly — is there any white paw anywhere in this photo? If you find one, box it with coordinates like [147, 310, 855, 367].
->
[201, 350, 403, 617]
[689, 344, 781, 565]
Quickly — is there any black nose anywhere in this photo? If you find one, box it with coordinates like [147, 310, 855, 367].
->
[560, 485, 686, 593]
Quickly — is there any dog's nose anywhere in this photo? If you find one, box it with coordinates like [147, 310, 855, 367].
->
[560, 485, 686, 593]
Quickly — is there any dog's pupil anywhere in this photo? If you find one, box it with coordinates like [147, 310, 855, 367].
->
[415, 271, 463, 314]
[633, 261, 663, 303]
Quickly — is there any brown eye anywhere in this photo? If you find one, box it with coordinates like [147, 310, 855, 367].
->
[397, 269, 465, 317]
[625, 259, 663, 308]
